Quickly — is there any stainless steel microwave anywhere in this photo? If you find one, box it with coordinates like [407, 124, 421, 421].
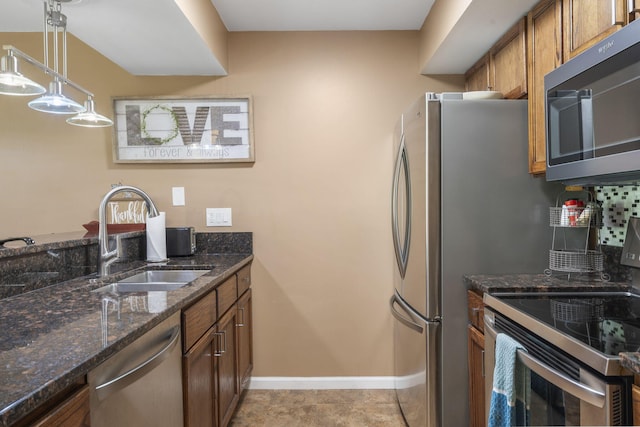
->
[545, 19, 640, 185]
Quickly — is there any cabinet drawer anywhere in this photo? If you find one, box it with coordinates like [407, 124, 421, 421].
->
[467, 290, 485, 333]
[218, 275, 238, 316]
[32, 385, 90, 427]
[237, 264, 251, 296]
[183, 290, 217, 352]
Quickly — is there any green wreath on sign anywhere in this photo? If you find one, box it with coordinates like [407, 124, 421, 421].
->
[141, 104, 180, 145]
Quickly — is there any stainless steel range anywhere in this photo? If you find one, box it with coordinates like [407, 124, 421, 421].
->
[484, 291, 637, 426]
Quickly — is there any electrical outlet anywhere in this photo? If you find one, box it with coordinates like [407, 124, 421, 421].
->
[172, 187, 185, 206]
[206, 208, 232, 227]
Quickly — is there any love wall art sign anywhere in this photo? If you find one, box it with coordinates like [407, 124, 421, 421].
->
[112, 96, 254, 163]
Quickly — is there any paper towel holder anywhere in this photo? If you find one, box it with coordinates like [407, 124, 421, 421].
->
[97, 185, 159, 277]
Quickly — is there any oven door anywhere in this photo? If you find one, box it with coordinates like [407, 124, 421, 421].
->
[484, 312, 628, 426]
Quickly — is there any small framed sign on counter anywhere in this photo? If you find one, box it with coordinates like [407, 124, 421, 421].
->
[112, 96, 254, 163]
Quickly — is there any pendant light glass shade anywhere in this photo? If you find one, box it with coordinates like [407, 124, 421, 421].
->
[66, 98, 113, 127]
[0, 55, 46, 96]
[28, 79, 85, 114]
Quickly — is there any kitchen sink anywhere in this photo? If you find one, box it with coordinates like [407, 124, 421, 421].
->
[93, 269, 209, 293]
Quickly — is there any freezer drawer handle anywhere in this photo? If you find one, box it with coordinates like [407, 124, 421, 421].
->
[485, 321, 605, 408]
[389, 294, 423, 333]
[95, 325, 180, 401]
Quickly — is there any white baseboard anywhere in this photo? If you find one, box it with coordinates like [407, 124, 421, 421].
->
[247, 376, 395, 390]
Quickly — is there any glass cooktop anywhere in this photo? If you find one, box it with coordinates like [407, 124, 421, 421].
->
[488, 292, 640, 356]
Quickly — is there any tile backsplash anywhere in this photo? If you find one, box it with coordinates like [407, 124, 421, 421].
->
[596, 185, 640, 246]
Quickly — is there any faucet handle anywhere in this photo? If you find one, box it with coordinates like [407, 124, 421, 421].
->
[115, 235, 125, 259]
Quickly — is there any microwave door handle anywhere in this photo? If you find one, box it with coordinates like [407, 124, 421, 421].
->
[579, 90, 595, 157]
[484, 320, 605, 408]
[516, 350, 606, 408]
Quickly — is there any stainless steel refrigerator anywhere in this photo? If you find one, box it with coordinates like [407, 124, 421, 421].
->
[389, 93, 561, 427]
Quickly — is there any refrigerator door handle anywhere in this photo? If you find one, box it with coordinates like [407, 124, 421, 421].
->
[390, 295, 422, 333]
[390, 294, 425, 333]
[391, 135, 411, 279]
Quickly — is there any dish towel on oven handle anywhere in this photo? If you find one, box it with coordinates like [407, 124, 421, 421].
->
[488, 333, 531, 427]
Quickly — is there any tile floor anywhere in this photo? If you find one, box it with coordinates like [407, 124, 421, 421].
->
[229, 389, 407, 427]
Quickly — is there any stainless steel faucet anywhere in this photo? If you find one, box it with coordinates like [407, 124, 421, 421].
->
[97, 185, 159, 277]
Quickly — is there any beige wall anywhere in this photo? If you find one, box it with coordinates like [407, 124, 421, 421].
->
[419, 0, 471, 73]
[0, 31, 463, 376]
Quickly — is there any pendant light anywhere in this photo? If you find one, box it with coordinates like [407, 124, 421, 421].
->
[0, 0, 113, 127]
[28, 79, 84, 114]
[0, 52, 46, 96]
[67, 97, 114, 127]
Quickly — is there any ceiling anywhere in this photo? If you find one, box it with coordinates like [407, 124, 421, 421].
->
[0, 0, 537, 76]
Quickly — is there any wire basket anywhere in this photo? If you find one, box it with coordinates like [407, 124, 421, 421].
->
[550, 298, 603, 322]
[548, 249, 604, 273]
[549, 204, 602, 228]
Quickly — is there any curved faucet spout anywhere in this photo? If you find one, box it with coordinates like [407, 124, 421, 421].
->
[97, 185, 159, 277]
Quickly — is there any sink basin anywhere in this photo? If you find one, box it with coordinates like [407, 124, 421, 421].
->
[94, 269, 209, 293]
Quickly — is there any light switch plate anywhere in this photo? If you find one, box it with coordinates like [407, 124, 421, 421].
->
[206, 208, 232, 227]
[172, 187, 185, 206]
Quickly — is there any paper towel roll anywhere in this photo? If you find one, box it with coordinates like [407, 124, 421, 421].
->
[146, 212, 167, 262]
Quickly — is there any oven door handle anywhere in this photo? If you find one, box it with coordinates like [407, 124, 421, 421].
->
[485, 321, 605, 408]
[516, 349, 605, 408]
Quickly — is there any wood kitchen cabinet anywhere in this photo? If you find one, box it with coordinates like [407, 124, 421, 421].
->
[527, 0, 562, 175]
[182, 265, 253, 427]
[14, 381, 90, 427]
[184, 326, 218, 427]
[467, 290, 486, 427]
[216, 306, 240, 427]
[237, 288, 253, 389]
[489, 18, 527, 99]
[465, 54, 491, 92]
[563, 0, 627, 61]
[465, 19, 526, 99]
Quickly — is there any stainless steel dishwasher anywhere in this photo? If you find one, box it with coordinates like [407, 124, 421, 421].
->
[88, 311, 184, 427]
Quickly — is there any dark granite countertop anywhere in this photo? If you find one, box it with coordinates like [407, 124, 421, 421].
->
[464, 273, 632, 294]
[0, 232, 253, 426]
[619, 353, 640, 375]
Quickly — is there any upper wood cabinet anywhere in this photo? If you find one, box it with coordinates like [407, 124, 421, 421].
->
[465, 19, 527, 99]
[630, 0, 640, 21]
[464, 0, 632, 175]
[465, 54, 490, 92]
[527, 0, 562, 175]
[563, 0, 627, 61]
[490, 18, 528, 99]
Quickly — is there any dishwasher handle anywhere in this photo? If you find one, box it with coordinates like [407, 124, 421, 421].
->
[95, 325, 180, 401]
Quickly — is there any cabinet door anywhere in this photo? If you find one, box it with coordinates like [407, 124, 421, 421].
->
[468, 325, 486, 427]
[184, 327, 217, 427]
[216, 306, 239, 427]
[563, 0, 626, 60]
[490, 18, 527, 99]
[631, 0, 640, 21]
[237, 289, 253, 390]
[465, 54, 490, 92]
[467, 290, 484, 333]
[32, 386, 90, 427]
[527, 0, 562, 175]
